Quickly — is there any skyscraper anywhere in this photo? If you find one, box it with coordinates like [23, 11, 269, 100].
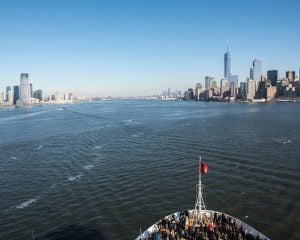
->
[30, 83, 33, 98]
[286, 71, 295, 82]
[240, 82, 247, 99]
[33, 89, 43, 102]
[13, 85, 19, 104]
[252, 59, 262, 82]
[220, 78, 228, 98]
[247, 78, 256, 101]
[224, 42, 231, 79]
[267, 70, 278, 86]
[230, 75, 238, 87]
[230, 82, 237, 98]
[250, 59, 262, 94]
[20, 73, 30, 105]
[205, 76, 214, 89]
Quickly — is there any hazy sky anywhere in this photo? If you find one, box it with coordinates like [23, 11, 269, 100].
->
[0, 0, 299, 96]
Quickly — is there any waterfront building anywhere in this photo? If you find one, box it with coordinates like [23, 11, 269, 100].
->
[224, 43, 231, 79]
[211, 80, 217, 89]
[19, 73, 31, 105]
[33, 89, 43, 102]
[167, 88, 171, 97]
[230, 75, 238, 87]
[276, 78, 289, 97]
[204, 89, 213, 100]
[185, 88, 194, 100]
[13, 85, 19, 104]
[6, 87, 13, 106]
[30, 83, 33, 98]
[286, 71, 296, 82]
[247, 78, 256, 101]
[267, 70, 278, 86]
[0, 92, 4, 107]
[252, 59, 262, 82]
[205, 76, 214, 89]
[299, 68, 300, 96]
[6, 86, 11, 100]
[220, 78, 228, 98]
[63, 93, 69, 101]
[230, 82, 237, 98]
[266, 85, 277, 101]
[209, 80, 219, 96]
[184, 88, 194, 100]
[194, 83, 204, 101]
[250, 67, 254, 80]
[239, 82, 247, 99]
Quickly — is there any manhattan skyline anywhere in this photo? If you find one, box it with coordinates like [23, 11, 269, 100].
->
[0, 0, 299, 96]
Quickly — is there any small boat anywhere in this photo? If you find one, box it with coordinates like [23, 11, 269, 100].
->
[136, 157, 270, 240]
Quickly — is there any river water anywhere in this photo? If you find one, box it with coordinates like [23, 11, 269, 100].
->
[0, 100, 299, 240]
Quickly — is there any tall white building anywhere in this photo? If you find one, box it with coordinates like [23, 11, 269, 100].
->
[0, 92, 4, 107]
[220, 78, 228, 98]
[19, 73, 31, 105]
[7, 90, 13, 106]
[247, 78, 256, 100]
[195, 83, 204, 101]
[205, 76, 214, 89]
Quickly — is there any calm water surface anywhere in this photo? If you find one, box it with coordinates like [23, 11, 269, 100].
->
[0, 101, 299, 240]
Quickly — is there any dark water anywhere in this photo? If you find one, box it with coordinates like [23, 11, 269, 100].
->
[0, 101, 299, 240]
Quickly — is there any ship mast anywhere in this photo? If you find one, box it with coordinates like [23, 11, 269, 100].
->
[195, 156, 206, 221]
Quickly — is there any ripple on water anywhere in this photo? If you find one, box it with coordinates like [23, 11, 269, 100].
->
[67, 175, 82, 181]
[15, 198, 38, 209]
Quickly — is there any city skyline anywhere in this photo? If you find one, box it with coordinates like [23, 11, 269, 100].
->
[0, 0, 300, 96]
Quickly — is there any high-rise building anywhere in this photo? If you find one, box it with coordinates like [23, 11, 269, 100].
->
[220, 78, 228, 98]
[224, 43, 231, 79]
[20, 73, 31, 105]
[252, 59, 262, 82]
[30, 83, 33, 98]
[211, 80, 218, 88]
[13, 86, 20, 104]
[0, 92, 4, 106]
[250, 68, 254, 80]
[230, 82, 237, 98]
[267, 70, 278, 86]
[33, 90, 43, 102]
[185, 88, 194, 100]
[7, 89, 13, 106]
[299, 68, 300, 96]
[205, 76, 214, 89]
[230, 75, 238, 87]
[247, 78, 256, 101]
[6, 86, 11, 94]
[239, 82, 247, 99]
[195, 83, 204, 101]
[6, 86, 11, 101]
[286, 71, 296, 82]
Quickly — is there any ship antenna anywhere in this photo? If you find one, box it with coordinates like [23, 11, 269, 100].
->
[195, 156, 206, 222]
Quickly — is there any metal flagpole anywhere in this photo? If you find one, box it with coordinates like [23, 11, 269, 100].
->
[199, 156, 202, 221]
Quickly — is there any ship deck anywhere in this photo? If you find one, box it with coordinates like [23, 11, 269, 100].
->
[136, 209, 270, 240]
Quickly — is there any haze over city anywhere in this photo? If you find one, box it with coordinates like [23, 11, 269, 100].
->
[0, 0, 299, 96]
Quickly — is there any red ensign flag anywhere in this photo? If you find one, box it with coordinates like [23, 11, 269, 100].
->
[200, 162, 208, 174]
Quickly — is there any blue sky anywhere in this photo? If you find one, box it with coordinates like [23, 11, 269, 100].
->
[0, 0, 299, 96]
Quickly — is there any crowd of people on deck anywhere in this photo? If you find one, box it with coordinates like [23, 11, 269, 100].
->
[140, 210, 268, 240]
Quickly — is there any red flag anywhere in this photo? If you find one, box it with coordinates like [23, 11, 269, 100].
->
[200, 162, 208, 174]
